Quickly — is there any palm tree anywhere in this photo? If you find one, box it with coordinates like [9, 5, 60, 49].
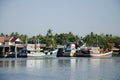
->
[45, 29, 54, 48]
[46, 29, 53, 38]
[10, 32, 19, 37]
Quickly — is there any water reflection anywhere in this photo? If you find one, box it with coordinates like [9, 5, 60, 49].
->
[0, 59, 26, 68]
[0, 57, 120, 80]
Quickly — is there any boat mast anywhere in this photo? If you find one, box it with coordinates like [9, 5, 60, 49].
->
[94, 34, 99, 47]
[52, 38, 54, 49]
[37, 39, 40, 51]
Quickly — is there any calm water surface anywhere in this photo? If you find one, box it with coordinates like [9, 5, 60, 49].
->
[0, 57, 120, 80]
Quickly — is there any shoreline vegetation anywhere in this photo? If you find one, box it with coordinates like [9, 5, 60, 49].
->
[1, 29, 120, 50]
[0, 29, 120, 57]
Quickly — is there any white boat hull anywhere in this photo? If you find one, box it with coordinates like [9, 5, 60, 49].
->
[27, 52, 46, 57]
[27, 49, 58, 58]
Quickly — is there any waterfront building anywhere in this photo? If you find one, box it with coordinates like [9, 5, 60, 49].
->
[0, 37, 23, 57]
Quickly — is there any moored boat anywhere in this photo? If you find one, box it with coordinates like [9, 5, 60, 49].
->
[26, 51, 45, 58]
[76, 47, 113, 57]
[76, 49, 90, 57]
[45, 49, 58, 58]
[21, 44, 58, 58]
[90, 51, 113, 57]
[62, 43, 76, 57]
[62, 48, 76, 57]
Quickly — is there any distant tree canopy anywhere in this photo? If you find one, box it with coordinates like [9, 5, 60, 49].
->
[1, 31, 120, 48]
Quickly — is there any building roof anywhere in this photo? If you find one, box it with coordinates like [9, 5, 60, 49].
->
[0, 36, 22, 43]
[0, 37, 5, 43]
[4, 37, 11, 42]
[10, 37, 18, 42]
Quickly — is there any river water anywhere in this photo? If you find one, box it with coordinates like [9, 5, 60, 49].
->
[0, 57, 120, 80]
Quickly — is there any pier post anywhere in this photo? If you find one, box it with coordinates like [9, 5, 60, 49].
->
[2, 46, 5, 57]
[15, 44, 17, 58]
[9, 46, 11, 53]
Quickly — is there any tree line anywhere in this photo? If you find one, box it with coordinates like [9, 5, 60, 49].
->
[1, 29, 120, 49]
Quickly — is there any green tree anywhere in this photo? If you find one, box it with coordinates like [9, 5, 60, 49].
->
[45, 29, 54, 47]
[10, 32, 19, 37]
[19, 34, 28, 44]
[83, 32, 96, 46]
[46, 29, 53, 38]
[0, 33, 5, 36]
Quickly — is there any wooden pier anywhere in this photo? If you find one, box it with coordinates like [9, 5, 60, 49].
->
[0, 45, 23, 58]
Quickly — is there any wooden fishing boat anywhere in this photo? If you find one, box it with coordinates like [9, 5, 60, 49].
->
[76, 47, 113, 57]
[90, 51, 113, 57]
[21, 44, 58, 58]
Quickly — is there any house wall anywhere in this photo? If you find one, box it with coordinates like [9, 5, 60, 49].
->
[0, 43, 3, 45]
[5, 42, 15, 46]
[26, 44, 40, 51]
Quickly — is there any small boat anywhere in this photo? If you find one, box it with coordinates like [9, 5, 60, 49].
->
[5, 51, 27, 58]
[76, 47, 113, 57]
[89, 47, 113, 57]
[76, 50, 113, 57]
[27, 51, 45, 57]
[90, 51, 113, 57]
[76, 49, 90, 57]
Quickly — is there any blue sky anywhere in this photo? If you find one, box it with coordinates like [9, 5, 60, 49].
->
[0, 0, 120, 37]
